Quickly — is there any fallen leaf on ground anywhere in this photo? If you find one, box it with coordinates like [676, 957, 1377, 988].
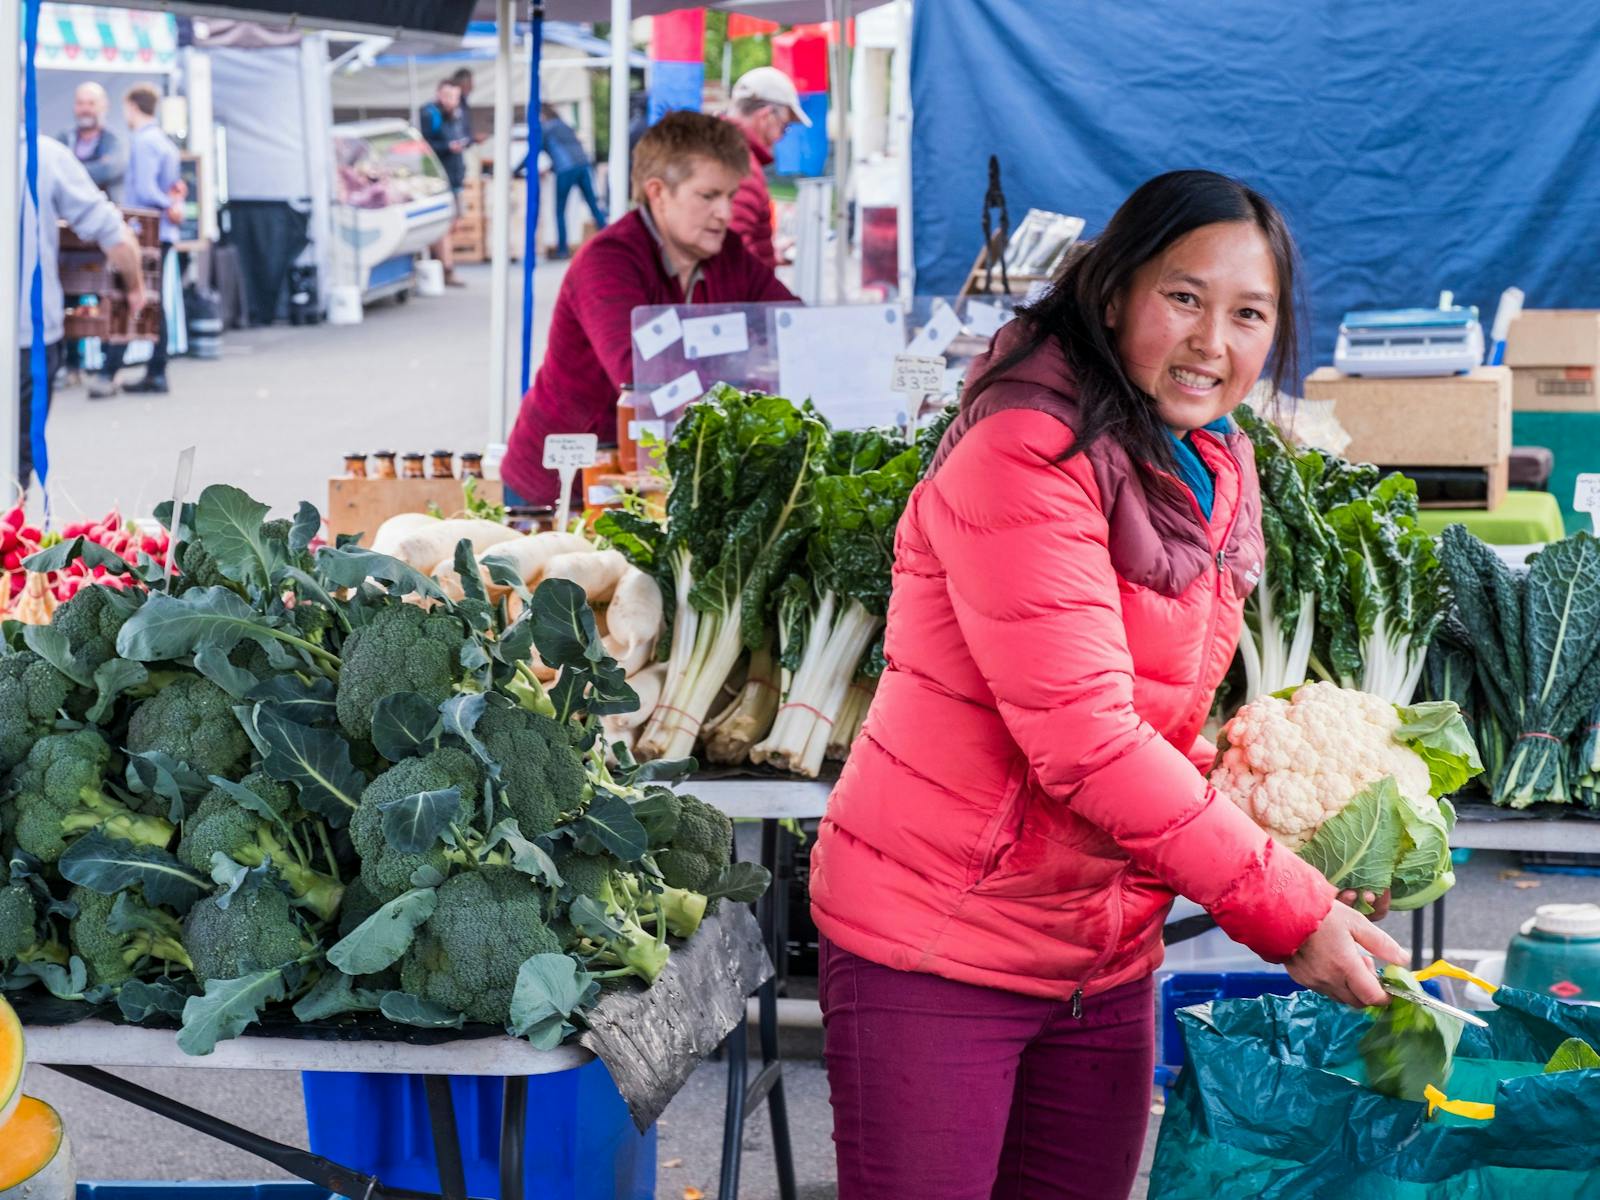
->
[684, 1189, 705, 1200]
[1514, 880, 1542, 890]
[1500, 870, 1524, 881]
[662, 1159, 684, 1169]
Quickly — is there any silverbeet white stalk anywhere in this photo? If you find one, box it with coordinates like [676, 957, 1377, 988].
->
[754, 596, 881, 778]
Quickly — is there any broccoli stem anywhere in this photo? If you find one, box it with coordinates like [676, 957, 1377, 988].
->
[62, 795, 175, 850]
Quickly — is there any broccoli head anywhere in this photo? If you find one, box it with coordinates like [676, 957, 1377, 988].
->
[178, 773, 344, 922]
[126, 675, 252, 780]
[182, 877, 309, 984]
[553, 848, 688, 979]
[399, 866, 561, 1025]
[0, 881, 40, 962]
[0, 650, 75, 773]
[174, 538, 230, 593]
[336, 604, 469, 743]
[69, 886, 192, 988]
[2, 730, 173, 863]
[655, 793, 732, 894]
[477, 702, 588, 838]
[52, 584, 141, 675]
[351, 748, 482, 903]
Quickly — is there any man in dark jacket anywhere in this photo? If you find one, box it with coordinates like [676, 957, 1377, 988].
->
[420, 78, 470, 286]
[725, 66, 810, 269]
[57, 82, 125, 199]
[538, 104, 606, 259]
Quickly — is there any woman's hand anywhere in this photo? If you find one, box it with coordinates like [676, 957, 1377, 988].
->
[1286, 901, 1405, 1008]
[1337, 887, 1391, 921]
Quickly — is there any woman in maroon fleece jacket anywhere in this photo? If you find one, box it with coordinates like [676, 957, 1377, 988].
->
[503, 111, 795, 505]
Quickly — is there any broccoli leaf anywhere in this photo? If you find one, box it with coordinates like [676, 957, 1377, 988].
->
[206, 775, 293, 833]
[242, 703, 364, 825]
[178, 965, 293, 1055]
[194, 484, 285, 589]
[379, 991, 464, 1029]
[289, 501, 321, 554]
[11, 955, 88, 1000]
[208, 853, 252, 905]
[508, 953, 594, 1048]
[1395, 701, 1484, 798]
[572, 790, 649, 862]
[57, 831, 209, 912]
[315, 545, 446, 601]
[86, 659, 148, 725]
[246, 675, 337, 726]
[192, 645, 261, 700]
[1297, 777, 1404, 902]
[293, 971, 385, 1022]
[22, 624, 93, 688]
[569, 894, 624, 940]
[327, 887, 438, 975]
[702, 861, 773, 905]
[371, 692, 444, 762]
[452, 540, 490, 607]
[1544, 1037, 1600, 1073]
[24, 535, 133, 576]
[117, 587, 294, 661]
[440, 693, 498, 779]
[378, 787, 461, 854]
[631, 789, 682, 848]
[117, 976, 193, 1023]
[484, 818, 564, 887]
[529, 578, 640, 720]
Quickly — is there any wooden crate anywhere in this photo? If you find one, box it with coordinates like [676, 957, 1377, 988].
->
[61, 206, 162, 251]
[1391, 461, 1510, 510]
[326, 477, 505, 547]
[1303, 366, 1511, 468]
[450, 215, 487, 263]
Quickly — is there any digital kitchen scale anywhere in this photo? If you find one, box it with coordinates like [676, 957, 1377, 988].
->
[1334, 306, 1485, 378]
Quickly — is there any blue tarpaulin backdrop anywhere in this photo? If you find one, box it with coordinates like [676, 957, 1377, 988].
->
[911, 2, 1600, 367]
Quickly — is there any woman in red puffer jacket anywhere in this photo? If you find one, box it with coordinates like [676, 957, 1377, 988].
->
[808, 171, 1405, 1200]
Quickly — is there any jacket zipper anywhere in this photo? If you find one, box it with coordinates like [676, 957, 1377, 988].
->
[1168, 430, 1246, 727]
[1070, 866, 1128, 1019]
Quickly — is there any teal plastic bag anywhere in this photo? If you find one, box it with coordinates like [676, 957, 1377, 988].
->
[1149, 985, 1600, 1199]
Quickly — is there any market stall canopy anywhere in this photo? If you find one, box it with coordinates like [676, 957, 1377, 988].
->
[484, 0, 893, 21]
[112, 0, 475, 39]
[36, 3, 179, 72]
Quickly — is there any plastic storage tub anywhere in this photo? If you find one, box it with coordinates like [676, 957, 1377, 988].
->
[1504, 903, 1600, 1003]
[78, 1188, 331, 1199]
[301, 1061, 654, 1200]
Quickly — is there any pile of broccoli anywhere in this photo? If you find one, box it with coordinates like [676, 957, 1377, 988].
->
[0, 490, 763, 1058]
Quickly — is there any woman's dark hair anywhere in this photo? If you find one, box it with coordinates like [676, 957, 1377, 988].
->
[966, 169, 1301, 474]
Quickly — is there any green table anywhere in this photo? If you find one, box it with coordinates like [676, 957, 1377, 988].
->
[1513, 411, 1600, 534]
[1415, 489, 1566, 545]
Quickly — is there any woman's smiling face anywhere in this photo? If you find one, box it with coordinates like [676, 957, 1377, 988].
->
[1105, 220, 1280, 432]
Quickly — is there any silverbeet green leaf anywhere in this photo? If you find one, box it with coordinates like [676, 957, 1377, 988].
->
[508, 953, 593, 1047]
[378, 787, 461, 855]
[247, 703, 365, 826]
[328, 887, 438, 975]
[57, 831, 208, 912]
[193, 645, 261, 700]
[195, 484, 285, 589]
[379, 991, 464, 1029]
[371, 692, 443, 761]
[22, 624, 93, 687]
[178, 966, 293, 1055]
[1297, 777, 1403, 899]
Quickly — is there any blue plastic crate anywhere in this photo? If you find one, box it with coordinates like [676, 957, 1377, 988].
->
[1160, 970, 1303, 1076]
[78, 1187, 331, 1200]
[302, 1061, 654, 1200]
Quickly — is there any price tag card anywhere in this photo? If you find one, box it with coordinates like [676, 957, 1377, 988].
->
[1576, 473, 1600, 530]
[683, 312, 749, 360]
[906, 302, 961, 357]
[649, 369, 704, 416]
[965, 300, 1012, 339]
[628, 418, 667, 442]
[632, 310, 683, 361]
[891, 354, 946, 396]
[543, 433, 599, 471]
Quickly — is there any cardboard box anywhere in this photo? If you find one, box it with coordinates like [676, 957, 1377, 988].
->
[1506, 310, 1600, 367]
[1513, 366, 1599, 413]
[326, 477, 505, 546]
[1302, 366, 1511, 468]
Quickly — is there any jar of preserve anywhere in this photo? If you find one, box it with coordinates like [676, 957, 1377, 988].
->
[401, 453, 426, 480]
[342, 453, 367, 479]
[430, 451, 455, 479]
[459, 452, 485, 480]
[372, 451, 398, 479]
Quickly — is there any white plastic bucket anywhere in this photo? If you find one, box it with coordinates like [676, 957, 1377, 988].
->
[327, 285, 364, 326]
[415, 258, 446, 297]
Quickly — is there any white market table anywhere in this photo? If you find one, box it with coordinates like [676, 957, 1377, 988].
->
[21, 1020, 590, 1200]
[682, 776, 830, 1200]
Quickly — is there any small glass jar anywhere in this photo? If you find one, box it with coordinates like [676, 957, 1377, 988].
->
[372, 450, 398, 479]
[430, 451, 455, 479]
[401, 452, 426, 480]
[616, 386, 641, 474]
[342, 453, 368, 479]
[459, 452, 485, 480]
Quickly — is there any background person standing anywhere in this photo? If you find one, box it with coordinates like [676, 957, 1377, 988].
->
[538, 103, 606, 259]
[725, 66, 811, 269]
[421, 78, 470, 287]
[90, 83, 179, 398]
[57, 82, 125, 199]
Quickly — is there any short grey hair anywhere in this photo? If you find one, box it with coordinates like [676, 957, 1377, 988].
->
[733, 95, 773, 119]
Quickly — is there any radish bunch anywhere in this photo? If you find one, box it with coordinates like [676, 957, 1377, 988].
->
[0, 504, 172, 610]
[0, 503, 46, 608]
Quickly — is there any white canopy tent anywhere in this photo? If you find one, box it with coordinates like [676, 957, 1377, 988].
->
[5, 0, 912, 504]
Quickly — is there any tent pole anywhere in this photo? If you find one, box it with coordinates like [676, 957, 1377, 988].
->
[893, 0, 914, 305]
[608, 0, 631, 215]
[828, 0, 852, 303]
[407, 55, 420, 128]
[488, 0, 515, 444]
[0, 4, 22, 503]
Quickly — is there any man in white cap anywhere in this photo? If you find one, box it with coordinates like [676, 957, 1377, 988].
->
[726, 66, 811, 269]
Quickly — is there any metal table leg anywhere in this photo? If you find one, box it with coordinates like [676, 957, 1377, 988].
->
[1411, 908, 1426, 971]
[424, 1075, 468, 1200]
[1432, 893, 1446, 966]
[500, 1076, 529, 1200]
[759, 969, 799, 1200]
[719, 1023, 749, 1198]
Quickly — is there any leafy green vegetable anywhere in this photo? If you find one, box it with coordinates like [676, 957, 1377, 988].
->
[1359, 964, 1463, 1102]
[1544, 1037, 1600, 1073]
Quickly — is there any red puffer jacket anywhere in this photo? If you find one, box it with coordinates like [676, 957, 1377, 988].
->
[809, 334, 1336, 1002]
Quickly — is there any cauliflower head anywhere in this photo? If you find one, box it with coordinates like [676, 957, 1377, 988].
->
[1210, 681, 1432, 850]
